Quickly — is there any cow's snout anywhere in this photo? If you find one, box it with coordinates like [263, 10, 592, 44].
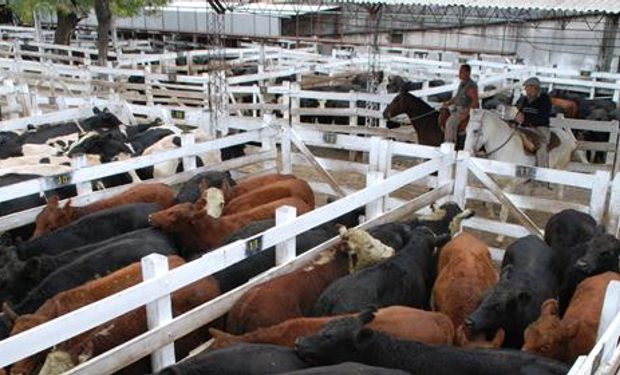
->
[575, 259, 591, 273]
[464, 317, 476, 330]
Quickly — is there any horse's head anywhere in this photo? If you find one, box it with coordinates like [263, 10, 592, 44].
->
[383, 91, 409, 120]
[464, 109, 488, 154]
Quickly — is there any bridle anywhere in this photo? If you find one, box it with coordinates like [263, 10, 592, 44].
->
[470, 110, 517, 157]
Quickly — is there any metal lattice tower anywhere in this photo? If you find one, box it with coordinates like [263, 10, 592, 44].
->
[206, 1, 228, 134]
[365, 4, 382, 128]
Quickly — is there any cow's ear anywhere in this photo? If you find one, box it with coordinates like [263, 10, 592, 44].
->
[500, 264, 513, 280]
[47, 195, 60, 206]
[541, 299, 559, 317]
[221, 178, 234, 201]
[93, 107, 101, 114]
[194, 199, 207, 212]
[358, 307, 377, 324]
[518, 291, 532, 304]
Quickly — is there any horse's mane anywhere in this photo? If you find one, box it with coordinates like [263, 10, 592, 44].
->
[402, 92, 435, 112]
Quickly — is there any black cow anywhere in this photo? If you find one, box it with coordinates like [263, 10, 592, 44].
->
[154, 344, 309, 375]
[559, 231, 620, 315]
[544, 209, 598, 277]
[0, 203, 161, 263]
[312, 227, 450, 316]
[126, 128, 174, 156]
[213, 208, 363, 293]
[66, 131, 133, 161]
[0, 131, 24, 159]
[465, 235, 559, 348]
[10, 232, 176, 315]
[411, 201, 474, 236]
[0, 228, 172, 304]
[176, 171, 236, 204]
[295, 311, 569, 375]
[19, 108, 122, 145]
[277, 362, 409, 374]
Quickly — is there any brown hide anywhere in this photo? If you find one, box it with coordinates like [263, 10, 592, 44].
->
[226, 246, 348, 335]
[223, 178, 315, 215]
[523, 272, 620, 363]
[551, 97, 579, 119]
[150, 196, 312, 251]
[33, 183, 176, 237]
[212, 306, 453, 351]
[433, 232, 498, 330]
[230, 174, 296, 198]
[8, 256, 191, 375]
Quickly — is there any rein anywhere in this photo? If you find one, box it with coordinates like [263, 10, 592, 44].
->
[473, 111, 517, 157]
[408, 108, 437, 122]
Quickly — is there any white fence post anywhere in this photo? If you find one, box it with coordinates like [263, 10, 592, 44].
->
[290, 82, 300, 124]
[275, 205, 297, 265]
[437, 142, 456, 205]
[607, 173, 620, 236]
[262, 114, 276, 171]
[141, 254, 175, 372]
[280, 124, 292, 174]
[71, 154, 93, 196]
[365, 170, 385, 220]
[453, 150, 470, 209]
[181, 133, 196, 171]
[368, 136, 382, 172]
[589, 170, 611, 224]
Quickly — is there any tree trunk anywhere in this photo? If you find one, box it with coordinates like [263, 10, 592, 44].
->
[94, 0, 112, 65]
[54, 10, 80, 45]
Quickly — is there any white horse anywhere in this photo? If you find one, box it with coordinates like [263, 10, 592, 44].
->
[463, 109, 578, 241]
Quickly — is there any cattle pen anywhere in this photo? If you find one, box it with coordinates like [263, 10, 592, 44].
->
[0, 100, 618, 373]
[1, 2, 620, 372]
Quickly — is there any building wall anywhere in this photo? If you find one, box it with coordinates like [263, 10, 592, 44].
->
[339, 15, 620, 72]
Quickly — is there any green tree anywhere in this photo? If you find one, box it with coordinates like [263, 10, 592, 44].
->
[11, 0, 169, 63]
[11, 0, 90, 45]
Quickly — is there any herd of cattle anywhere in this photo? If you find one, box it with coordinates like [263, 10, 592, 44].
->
[0, 107, 245, 243]
[0, 165, 617, 374]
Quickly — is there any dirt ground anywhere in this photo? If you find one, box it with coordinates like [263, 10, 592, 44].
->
[239, 144, 594, 250]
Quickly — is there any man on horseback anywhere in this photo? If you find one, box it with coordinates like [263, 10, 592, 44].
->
[515, 77, 552, 168]
[441, 64, 479, 144]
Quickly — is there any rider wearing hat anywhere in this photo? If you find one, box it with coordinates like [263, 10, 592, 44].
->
[442, 64, 479, 144]
[515, 77, 552, 168]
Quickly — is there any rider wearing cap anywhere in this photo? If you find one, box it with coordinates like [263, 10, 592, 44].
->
[442, 64, 479, 144]
[515, 77, 552, 168]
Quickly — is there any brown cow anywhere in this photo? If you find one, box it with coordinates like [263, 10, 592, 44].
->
[432, 232, 498, 330]
[522, 272, 620, 363]
[149, 196, 312, 252]
[226, 245, 349, 335]
[551, 97, 579, 119]
[33, 183, 176, 237]
[9, 256, 220, 375]
[229, 173, 296, 199]
[38, 274, 221, 375]
[223, 178, 315, 215]
[211, 306, 454, 350]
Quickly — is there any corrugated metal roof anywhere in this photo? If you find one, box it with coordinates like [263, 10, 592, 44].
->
[167, 1, 340, 17]
[316, 0, 620, 14]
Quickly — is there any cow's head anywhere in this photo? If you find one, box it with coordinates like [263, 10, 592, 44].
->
[522, 299, 572, 360]
[33, 196, 77, 238]
[198, 179, 225, 218]
[148, 202, 195, 232]
[465, 265, 532, 335]
[295, 308, 376, 365]
[574, 233, 620, 275]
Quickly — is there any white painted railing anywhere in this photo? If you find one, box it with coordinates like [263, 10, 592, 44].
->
[0, 137, 452, 372]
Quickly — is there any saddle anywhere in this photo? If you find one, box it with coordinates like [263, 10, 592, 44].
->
[438, 108, 469, 133]
[516, 127, 560, 154]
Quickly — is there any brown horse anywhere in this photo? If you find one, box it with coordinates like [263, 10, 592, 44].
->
[550, 97, 579, 118]
[382, 91, 466, 150]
